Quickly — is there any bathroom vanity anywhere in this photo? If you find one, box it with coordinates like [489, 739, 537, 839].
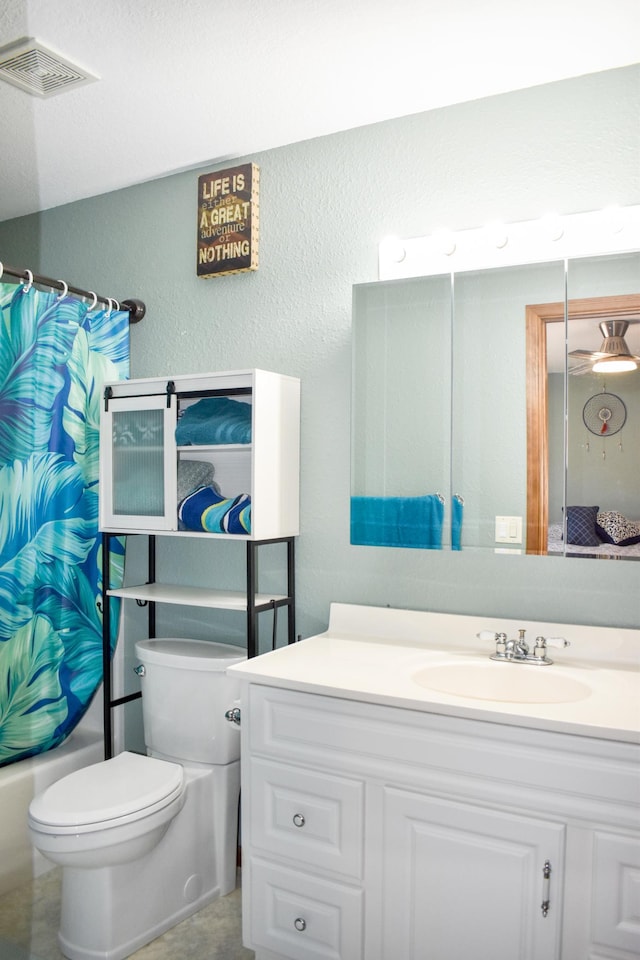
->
[229, 604, 640, 960]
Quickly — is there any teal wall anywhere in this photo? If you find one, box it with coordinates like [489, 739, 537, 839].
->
[1, 65, 639, 639]
[566, 372, 640, 518]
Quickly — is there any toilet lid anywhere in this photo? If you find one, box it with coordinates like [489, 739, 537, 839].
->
[29, 751, 183, 828]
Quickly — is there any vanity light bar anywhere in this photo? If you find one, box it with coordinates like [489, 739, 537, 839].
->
[378, 205, 640, 281]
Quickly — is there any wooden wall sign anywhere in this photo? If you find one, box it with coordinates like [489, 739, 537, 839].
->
[197, 163, 259, 278]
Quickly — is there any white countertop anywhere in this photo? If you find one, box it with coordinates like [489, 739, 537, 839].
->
[229, 604, 640, 744]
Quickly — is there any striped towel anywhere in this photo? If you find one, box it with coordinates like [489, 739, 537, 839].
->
[178, 485, 251, 534]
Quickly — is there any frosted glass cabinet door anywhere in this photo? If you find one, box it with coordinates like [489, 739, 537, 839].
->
[100, 394, 178, 530]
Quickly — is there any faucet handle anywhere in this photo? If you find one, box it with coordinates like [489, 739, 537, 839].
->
[478, 630, 508, 658]
[532, 635, 569, 662]
[545, 637, 570, 649]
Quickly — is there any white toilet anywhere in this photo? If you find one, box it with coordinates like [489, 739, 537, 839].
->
[28, 638, 246, 960]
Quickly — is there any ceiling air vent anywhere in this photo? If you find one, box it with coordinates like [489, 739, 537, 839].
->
[0, 37, 98, 98]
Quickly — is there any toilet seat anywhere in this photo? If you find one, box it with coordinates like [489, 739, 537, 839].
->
[29, 751, 184, 836]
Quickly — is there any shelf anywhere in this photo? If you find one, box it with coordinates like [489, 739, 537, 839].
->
[108, 582, 288, 611]
[101, 527, 251, 539]
[177, 444, 252, 453]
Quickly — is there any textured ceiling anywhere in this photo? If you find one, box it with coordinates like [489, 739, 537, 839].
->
[0, 0, 638, 223]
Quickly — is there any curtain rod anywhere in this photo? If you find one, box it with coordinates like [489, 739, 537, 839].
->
[0, 263, 146, 323]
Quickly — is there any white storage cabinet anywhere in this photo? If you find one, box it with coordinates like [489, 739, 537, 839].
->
[99, 368, 300, 540]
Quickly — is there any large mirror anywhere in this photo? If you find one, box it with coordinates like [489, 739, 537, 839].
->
[351, 275, 452, 550]
[533, 252, 640, 558]
[351, 251, 640, 558]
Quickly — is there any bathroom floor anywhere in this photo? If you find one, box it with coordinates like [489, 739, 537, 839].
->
[0, 868, 254, 960]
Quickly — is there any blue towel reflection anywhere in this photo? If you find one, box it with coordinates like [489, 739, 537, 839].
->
[351, 495, 444, 549]
[451, 494, 464, 551]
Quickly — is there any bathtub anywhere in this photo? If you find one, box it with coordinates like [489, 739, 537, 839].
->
[0, 701, 104, 895]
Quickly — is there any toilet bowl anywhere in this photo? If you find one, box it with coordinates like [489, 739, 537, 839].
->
[27, 638, 246, 960]
[28, 751, 185, 869]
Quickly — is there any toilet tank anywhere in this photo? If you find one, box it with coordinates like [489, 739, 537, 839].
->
[134, 639, 247, 764]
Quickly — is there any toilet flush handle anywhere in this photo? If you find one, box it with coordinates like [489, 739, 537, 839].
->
[133, 664, 145, 677]
[225, 706, 241, 726]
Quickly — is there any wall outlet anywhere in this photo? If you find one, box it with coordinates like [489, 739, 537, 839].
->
[495, 515, 523, 544]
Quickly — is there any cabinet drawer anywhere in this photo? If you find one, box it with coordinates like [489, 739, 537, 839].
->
[248, 857, 363, 960]
[247, 685, 640, 819]
[249, 758, 364, 879]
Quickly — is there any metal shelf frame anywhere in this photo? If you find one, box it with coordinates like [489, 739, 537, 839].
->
[101, 532, 296, 759]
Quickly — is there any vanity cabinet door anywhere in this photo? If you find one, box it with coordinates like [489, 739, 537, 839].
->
[589, 830, 640, 958]
[380, 786, 565, 960]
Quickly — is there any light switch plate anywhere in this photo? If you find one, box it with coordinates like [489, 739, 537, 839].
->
[495, 515, 523, 544]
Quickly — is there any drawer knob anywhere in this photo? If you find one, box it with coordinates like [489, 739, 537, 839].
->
[294, 917, 307, 932]
[292, 813, 306, 828]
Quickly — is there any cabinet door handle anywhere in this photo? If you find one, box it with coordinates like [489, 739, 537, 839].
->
[292, 813, 306, 828]
[294, 917, 306, 932]
[541, 859, 551, 917]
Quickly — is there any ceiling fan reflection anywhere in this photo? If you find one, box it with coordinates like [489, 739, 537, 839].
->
[568, 318, 640, 375]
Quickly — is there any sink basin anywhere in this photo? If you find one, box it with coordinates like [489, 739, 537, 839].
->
[412, 661, 592, 704]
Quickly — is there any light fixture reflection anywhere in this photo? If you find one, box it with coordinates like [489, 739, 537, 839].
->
[592, 356, 638, 373]
[591, 320, 638, 373]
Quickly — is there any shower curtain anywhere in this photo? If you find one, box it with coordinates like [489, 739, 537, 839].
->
[0, 280, 130, 766]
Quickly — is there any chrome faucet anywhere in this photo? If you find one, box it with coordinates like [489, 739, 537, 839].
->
[477, 629, 569, 665]
[505, 629, 529, 659]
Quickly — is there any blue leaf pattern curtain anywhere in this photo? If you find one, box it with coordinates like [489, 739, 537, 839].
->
[0, 281, 129, 766]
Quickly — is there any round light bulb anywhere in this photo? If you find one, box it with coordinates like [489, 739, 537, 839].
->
[601, 205, 625, 235]
[539, 212, 564, 242]
[432, 229, 457, 257]
[485, 221, 508, 249]
[379, 235, 406, 263]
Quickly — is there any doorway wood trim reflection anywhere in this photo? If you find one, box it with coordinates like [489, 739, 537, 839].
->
[526, 293, 640, 555]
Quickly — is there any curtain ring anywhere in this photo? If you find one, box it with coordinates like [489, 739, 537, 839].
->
[86, 291, 98, 310]
[105, 297, 115, 317]
[56, 280, 68, 301]
[22, 269, 33, 293]
[0, 261, 3, 280]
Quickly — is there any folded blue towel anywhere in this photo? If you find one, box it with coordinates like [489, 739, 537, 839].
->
[179, 485, 251, 534]
[176, 397, 252, 445]
[351, 495, 444, 549]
